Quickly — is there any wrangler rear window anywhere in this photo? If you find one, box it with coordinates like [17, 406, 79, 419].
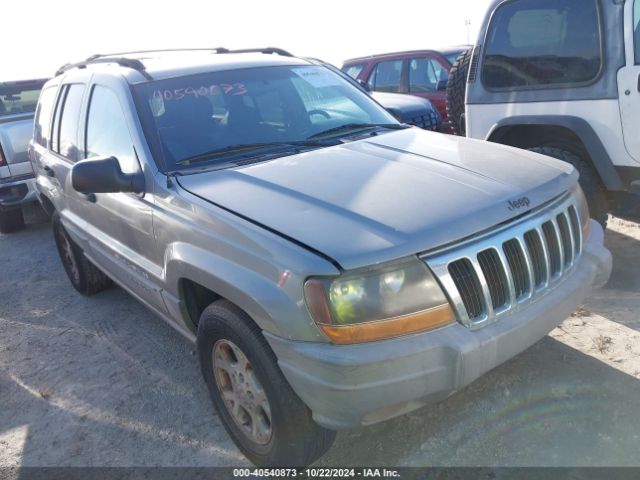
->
[482, 0, 602, 89]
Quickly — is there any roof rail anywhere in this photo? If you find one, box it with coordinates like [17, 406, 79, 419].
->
[84, 47, 230, 61]
[82, 47, 292, 61]
[218, 47, 293, 57]
[55, 47, 294, 78]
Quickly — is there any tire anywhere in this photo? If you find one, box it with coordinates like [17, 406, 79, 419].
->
[528, 146, 609, 228]
[0, 207, 25, 234]
[198, 300, 336, 467]
[52, 213, 113, 295]
[446, 48, 473, 136]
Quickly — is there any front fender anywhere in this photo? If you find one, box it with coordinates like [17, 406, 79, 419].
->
[163, 242, 331, 342]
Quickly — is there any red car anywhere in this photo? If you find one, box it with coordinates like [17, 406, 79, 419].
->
[342, 47, 469, 132]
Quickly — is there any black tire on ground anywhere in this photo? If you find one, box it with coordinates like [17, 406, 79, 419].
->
[446, 48, 473, 136]
[197, 300, 336, 467]
[528, 146, 609, 228]
[0, 207, 25, 234]
[52, 212, 113, 295]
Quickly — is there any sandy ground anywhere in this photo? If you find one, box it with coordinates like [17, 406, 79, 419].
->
[1, 205, 639, 467]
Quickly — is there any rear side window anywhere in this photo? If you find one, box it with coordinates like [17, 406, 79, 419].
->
[86, 86, 139, 174]
[54, 84, 85, 161]
[409, 58, 448, 93]
[33, 87, 57, 147]
[343, 64, 365, 79]
[482, 0, 602, 89]
[369, 60, 402, 93]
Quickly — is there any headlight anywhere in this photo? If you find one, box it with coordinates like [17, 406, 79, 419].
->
[304, 259, 454, 344]
[573, 184, 590, 239]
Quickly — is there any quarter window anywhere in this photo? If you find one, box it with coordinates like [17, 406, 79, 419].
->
[369, 60, 402, 93]
[483, 0, 602, 89]
[86, 86, 139, 174]
[409, 58, 448, 93]
[57, 84, 85, 161]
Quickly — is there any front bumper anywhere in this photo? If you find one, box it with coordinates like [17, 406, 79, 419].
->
[265, 220, 611, 430]
[0, 175, 37, 209]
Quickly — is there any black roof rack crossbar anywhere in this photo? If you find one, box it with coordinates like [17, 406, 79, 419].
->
[84, 47, 230, 61]
[55, 57, 153, 80]
[217, 47, 293, 57]
[82, 47, 292, 61]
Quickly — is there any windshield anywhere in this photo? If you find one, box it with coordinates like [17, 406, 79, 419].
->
[0, 81, 45, 116]
[133, 65, 398, 172]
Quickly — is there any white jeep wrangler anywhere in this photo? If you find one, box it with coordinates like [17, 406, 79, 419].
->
[446, 0, 640, 226]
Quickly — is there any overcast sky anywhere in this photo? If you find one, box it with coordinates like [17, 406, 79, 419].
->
[5, 0, 492, 81]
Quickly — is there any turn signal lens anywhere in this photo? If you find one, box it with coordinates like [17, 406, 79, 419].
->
[318, 304, 455, 344]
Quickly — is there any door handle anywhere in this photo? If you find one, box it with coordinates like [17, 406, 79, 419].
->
[43, 165, 55, 178]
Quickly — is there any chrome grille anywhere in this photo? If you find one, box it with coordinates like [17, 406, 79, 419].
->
[503, 239, 531, 299]
[448, 259, 484, 320]
[477, 249, 509, 311]
[524, 230, 547, 288]
[542, 221, 562, 277]
[423, 194, 583, 329]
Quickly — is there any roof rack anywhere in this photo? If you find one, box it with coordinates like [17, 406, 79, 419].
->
[87, 47, 293, 58]
[218, 47, 293, 57]
[55, 47, 294, 78]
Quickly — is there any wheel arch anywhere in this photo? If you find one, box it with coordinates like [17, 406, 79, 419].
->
[486, 116, 624, 191]
[37, 192, 56, 217]
[164, 243, 322, 342]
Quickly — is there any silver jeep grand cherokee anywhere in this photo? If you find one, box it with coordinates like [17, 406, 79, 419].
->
[30, 48, 612, 467]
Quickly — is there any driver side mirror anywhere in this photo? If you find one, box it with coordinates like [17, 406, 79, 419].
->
[72, 156, 145, 195]
[436, 79, 448, 91]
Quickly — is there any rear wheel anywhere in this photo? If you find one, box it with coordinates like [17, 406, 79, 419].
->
[528, 146, 609, 228]
[52, 213, 113, 295]
[0, 207, 25, 234]
[198, 300, 336, 467]
[446, 48, 472, 136]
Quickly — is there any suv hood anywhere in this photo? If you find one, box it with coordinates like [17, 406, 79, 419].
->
[178, 129, 576, 270]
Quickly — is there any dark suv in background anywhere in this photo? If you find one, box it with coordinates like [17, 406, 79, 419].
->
[342, 47, 468, 132]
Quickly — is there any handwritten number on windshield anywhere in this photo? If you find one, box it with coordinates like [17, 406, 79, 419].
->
[153, 83, 247, 102]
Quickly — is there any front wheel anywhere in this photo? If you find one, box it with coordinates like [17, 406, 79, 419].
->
[198, 300, 336, 467]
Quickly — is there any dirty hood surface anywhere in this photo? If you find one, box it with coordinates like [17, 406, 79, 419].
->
[177, 129, 577, 270]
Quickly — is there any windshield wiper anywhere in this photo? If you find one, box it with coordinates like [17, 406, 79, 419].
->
[176, 140, 336, 166]
[308, 123, 409, 139]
